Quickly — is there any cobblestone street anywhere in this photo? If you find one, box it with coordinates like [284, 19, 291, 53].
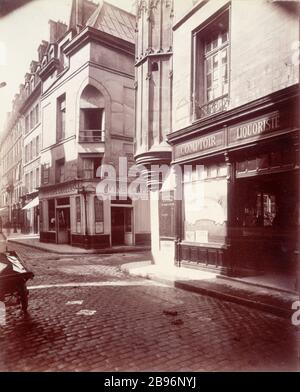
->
[0, 242, 299, 372]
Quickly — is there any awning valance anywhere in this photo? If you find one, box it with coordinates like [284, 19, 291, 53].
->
[22, 196, 39, 210]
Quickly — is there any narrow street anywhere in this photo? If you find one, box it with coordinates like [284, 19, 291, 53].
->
[0, 239, 298, 372]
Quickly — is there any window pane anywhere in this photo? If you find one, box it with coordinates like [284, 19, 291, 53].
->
[76, 197, 81, 222]
[206, 74, 212, 88]
[221, 31, 228, 44]
[221, 48, 227, 64]
[48, 199, 55, 230]
[213, 54, 218, 68]
[95, 196, 103, 222]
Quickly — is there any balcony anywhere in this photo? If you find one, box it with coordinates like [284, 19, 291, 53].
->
[195, 95, 230, 120]
[79, 130, 105, 143]
[78, 130, 105, 154]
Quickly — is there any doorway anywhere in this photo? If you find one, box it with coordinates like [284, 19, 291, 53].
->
[233, 171, 299, 274]
[56, 207, 70, 244]
[111, 207, 133, 246]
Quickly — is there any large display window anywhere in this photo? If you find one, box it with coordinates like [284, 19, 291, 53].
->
[183, 163, 227, 244]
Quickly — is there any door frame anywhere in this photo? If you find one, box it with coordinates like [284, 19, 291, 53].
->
[110, 205, 134, 247]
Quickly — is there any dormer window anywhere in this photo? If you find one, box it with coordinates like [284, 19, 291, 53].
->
[49, 46, 55, 59]
[59, 41, 69, 71]
[30, 76, 35, 92]
[42, 56, 47, 68]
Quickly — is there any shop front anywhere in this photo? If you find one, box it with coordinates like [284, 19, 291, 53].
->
[168, 87, 299, 280]
[39, 179, 150, 249]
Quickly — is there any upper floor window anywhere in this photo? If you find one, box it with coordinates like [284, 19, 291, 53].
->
[25, 115, 29, 134]
[55, 158, 65, 183]
[56, 94, 66, 142]
[193, 10, 229, 120]
[35, 104, 40, 124]
[59, 41, 69, 71]
[42, 164, 50, 185]
[81, 157, 102, 179]
[83, 108, 104, 130]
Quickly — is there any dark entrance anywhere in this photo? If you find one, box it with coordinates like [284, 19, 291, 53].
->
[56, 207, 71, 244]
[111, 207, 125, 246]
[232, 170, 299, 274]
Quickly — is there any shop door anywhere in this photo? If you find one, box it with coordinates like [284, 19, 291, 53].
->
[111, 207, 125, 246]
[56, 208, 70, 244]
[233, 171, 298, 273]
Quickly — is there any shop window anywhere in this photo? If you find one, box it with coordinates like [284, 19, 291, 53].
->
[48, 199, 55, 231]
[55, 159, 65, 183]
[57, 197, 70, 206]
[39, 201, 43, 228]
[76, 196, 81, 233]
[238, 191, 277, 228]
[270, 151, 282, 167]
[194, 10, 229, 119]
[56, 94, 66, 141]
[257, 154, 269, 170]
[94, 196, 104, 233]
[82, 157, 102, 179]
[183, 166, 227, 244]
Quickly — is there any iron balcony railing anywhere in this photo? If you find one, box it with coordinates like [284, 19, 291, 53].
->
[79, 130, 105, 143]
[196, 95, 230, 120]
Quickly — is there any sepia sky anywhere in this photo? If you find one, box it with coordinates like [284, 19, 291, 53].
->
[0, 0, 135, 135]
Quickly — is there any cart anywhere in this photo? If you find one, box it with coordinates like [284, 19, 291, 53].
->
[0, 251, 34, 312]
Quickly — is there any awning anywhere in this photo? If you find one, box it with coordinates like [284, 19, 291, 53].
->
[22, 196, 39, 210]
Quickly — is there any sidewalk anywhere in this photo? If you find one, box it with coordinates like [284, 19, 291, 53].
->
[1, 229, 150, 255]
[121, 261, 299, 319]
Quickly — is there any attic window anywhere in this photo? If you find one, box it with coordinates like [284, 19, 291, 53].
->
[151, 62, 159, 72]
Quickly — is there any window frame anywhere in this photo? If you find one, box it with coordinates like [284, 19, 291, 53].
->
[192, 6, 230, 121]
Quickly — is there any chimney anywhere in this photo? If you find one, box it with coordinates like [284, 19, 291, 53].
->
[69, 0, 86, 33]
[49, 20, 68, 44]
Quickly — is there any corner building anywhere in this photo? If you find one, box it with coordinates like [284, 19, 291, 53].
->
[135, 0, 299, 282]
[39, 0, 150, 248]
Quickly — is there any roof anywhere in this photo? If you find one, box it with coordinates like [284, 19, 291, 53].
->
[86, 1, 135, 44]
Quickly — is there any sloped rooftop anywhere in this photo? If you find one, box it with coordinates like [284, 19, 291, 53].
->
[86, 1, 135, 44]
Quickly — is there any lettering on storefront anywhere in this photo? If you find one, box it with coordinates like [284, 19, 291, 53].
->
[228, 112, 280, 145]
[174, 131, 225, 160]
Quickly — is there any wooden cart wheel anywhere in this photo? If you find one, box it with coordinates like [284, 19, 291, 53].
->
[19, 283, 29, 313]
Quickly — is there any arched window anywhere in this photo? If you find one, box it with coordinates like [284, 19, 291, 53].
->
[79, 85, 105, 143]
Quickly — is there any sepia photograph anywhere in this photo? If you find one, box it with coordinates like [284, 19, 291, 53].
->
[0, 0, 299, 377]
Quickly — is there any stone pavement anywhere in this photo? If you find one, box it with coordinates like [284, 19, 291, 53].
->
[1, 228, 150, 254]
[0, 241, 299, 372]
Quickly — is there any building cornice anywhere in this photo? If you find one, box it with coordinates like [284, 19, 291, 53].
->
[135, 50, 173, 68]
[173, 0, 210, 31]
[39, 58, 60, 81]
[167, 84, 300, 145]
[64, 26, 135, 58]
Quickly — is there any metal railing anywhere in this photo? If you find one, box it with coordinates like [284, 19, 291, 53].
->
[79, 130, 105, 143]
[196, 95, 230, 120]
